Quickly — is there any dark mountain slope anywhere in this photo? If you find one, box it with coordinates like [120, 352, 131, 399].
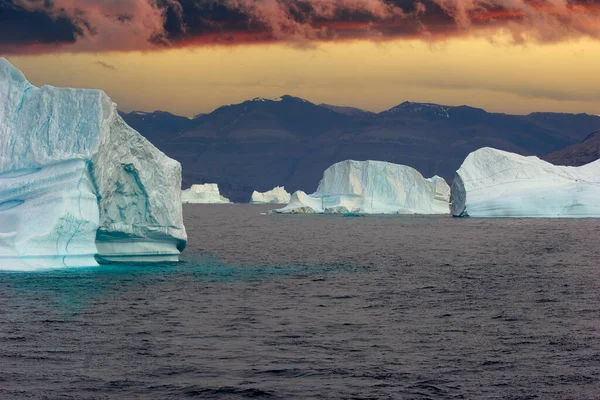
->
[319, 104, 375, 118]
[120, 111, 194, 144]
[544, 131, 600, 166]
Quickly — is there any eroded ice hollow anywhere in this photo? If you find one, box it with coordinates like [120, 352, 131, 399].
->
[451, 147, 600, 218]
[181, 184, 231, 204]
[0, 58, 186, 270]
[274, 160, 450, 214]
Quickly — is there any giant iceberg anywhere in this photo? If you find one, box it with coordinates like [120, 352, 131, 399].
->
[451, 147, 600, 217]
[275, 160, 450, 214]
[182, 184, 231, 204]
[0, 58, 186, 270]
[251, 186, 291, 204]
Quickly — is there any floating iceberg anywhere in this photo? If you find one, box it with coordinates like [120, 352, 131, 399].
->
[182, 184, 231, 204]
[275, 160, 450, 214]
[251, 186, 291, 204]
[451, 147, 600, 217]
[0, 58, 186, 270]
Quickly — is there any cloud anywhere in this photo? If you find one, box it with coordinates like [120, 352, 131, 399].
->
[5, 0, 175, 52]
[1, 0, 600, 54]
[94, 61, 117, 71]
[414, 79, 600, 103]
[0, 1, 81, 53]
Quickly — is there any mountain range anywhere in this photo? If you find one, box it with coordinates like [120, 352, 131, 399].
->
[120, 96, 600, 202]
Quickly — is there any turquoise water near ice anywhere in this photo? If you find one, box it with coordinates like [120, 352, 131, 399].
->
[1, 256, 360, 316]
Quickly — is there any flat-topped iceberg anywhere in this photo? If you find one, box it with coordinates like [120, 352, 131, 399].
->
[182, 184, 231, 204]
[275, 160, 450, 214]
[251, 186, 291, 204]
[451, 147, 600, 217]
[0, 58, 186, 270]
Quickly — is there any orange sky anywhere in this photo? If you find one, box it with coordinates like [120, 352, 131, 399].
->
[7, 36, 600, 116]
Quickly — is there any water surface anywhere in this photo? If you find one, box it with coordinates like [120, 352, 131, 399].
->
[1, 204, 600, 399]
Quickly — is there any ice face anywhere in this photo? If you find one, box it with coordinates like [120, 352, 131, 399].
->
[451, 147, 600, 217]
[250, 186, 291, 204]
[182, 184, 231, 204]
[0, 58, 187, 270]
[0, 160, 100, 270]
[275, 160, 450, 214]
[427, 175, 451, 203]
[93, 114, 186, 262]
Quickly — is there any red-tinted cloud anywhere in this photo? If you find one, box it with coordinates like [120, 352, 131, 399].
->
[1, 0, 600, 54]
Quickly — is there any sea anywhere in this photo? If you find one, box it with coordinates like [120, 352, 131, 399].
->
[1, 204, 600, 399]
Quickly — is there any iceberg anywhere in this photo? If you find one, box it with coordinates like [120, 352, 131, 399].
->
[275, 160, 450, 214]
[0, 58, 186, 270]
[251, 186, 291, 204]
[451, 147, 600, 217]
[182, 184, 231, 204]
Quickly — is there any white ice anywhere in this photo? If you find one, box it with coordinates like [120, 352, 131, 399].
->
[451, 147, 600, 218]
[251, 186, 291, 204]
[274, 160, 450, 214]
[0, 58, 187, 270]
[182, 184, 231, 204]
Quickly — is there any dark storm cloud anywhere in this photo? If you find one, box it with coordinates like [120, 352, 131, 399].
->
[0, 0, 81, 52]
[1, 0, 600, 54]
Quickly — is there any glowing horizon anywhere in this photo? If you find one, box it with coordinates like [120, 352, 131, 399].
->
[6, 36, 600, 117]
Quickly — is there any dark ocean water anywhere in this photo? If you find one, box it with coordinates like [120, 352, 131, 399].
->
[2, 204, 600, 399]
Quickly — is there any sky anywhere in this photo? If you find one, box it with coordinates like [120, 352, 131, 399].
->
[2, 0, 600, 116]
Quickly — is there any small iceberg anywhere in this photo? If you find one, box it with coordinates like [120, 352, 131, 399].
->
[182, 184, 231, 204]
[251, 186, 291, 204]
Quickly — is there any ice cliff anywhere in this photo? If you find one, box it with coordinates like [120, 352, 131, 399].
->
[451, 147, 600, 217]
[0, 58, 186, 270]
[251, 186, 291, 204]
[182, 184, 231, 204]
[275, 160, 450, 214]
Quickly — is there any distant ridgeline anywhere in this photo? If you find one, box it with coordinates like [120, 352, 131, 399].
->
[120, 97, 600, 202]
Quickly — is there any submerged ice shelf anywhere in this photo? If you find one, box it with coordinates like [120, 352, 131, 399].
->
[182, 184, 231, 204]
[451, 147, 600, 218]
[0, 58, 187, 270]
[274, 160, 450, 214]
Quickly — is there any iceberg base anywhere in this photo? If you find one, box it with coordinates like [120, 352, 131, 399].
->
[0, 255, 99, 271]
[95, 254, 180, 263]
[95, 235, 184, 264]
